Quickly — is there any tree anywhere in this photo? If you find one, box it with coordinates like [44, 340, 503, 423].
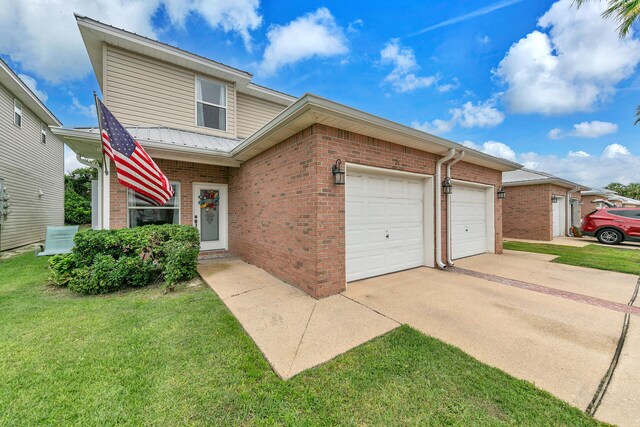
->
[605, 182, 640, 199]
[65, 167, 97, 225]
[575, 0, 640, 123]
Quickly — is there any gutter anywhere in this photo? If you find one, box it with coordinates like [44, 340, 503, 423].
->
[76, 154, 103, 229]
[435, 148, 456, 269]
[446, 150, 465, 266]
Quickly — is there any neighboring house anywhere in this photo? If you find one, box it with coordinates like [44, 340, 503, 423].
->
[502, 169, 587, 241]
[580, 188, 616, 216]
[0, 59, 64, 252]
[54, 16, 521, 298]
[608, 193, 640, 208]
[581, 189, 640, 214]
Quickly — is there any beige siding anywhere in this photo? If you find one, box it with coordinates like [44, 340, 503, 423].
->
[105, 46, 237, 138]
[0, 82, 64, 251]
[236, 92, 287, 138]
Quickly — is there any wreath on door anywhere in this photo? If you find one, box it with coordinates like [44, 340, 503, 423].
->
[198, 190, 220, 211]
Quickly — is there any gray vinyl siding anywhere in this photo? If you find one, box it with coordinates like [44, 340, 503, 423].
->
[236, 92, 288, 138]
[105, 46, 237, 138]
[0, 82, 64, 251]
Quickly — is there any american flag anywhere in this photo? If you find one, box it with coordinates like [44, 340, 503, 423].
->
[97, 99, 174, 206]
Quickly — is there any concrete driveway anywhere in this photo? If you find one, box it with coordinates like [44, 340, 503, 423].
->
[343, 251, 639, 426]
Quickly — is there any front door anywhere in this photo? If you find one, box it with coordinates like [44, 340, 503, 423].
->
[192, 183, 228, 250]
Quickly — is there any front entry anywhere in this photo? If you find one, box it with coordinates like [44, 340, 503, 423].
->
[192, 183, 228, 250]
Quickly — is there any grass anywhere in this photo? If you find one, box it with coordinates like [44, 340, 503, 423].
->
[0, 253, 601, 426]
[504, 241, 640, 276]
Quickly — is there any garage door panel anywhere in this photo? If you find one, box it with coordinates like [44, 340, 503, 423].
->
[346, 170, 425, 282]
[451, 185, 489, 260]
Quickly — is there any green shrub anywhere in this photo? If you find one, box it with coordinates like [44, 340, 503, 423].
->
[50, 224, 199, 295]
[49, 253, 81, 286]
[64, 188, 92, 225]
[162, 240, 200, 287]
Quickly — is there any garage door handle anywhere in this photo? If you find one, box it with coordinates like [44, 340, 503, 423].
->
[386, 231, 389, 239]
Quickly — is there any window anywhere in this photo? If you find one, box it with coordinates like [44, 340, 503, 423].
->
[14, 99, 22, 127]
[41, 123, 47, 144]
[610, 209, 640, 219]
[196, 77, 226, 131]
[127, 182, 180, 228]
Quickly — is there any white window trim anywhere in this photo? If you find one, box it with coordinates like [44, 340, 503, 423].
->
[195, 76, 228, 132]
[13, 98, 22, 128]
[41, 123, 47, 144]
[126, 181, 181, 228]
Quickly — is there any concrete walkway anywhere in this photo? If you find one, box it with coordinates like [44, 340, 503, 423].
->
[198, 258, 399, 379]
[199, 252, 639, 425]
[344, 252, 639, 426]
[506, 236, 640, 250]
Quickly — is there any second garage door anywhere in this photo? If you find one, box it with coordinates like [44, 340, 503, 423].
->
[451, 184, 488, 259]
[346, 170, 424, 282]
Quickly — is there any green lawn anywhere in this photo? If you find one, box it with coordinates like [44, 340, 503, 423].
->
[504, 241, 640, 276]
[0, 254, 600, 425]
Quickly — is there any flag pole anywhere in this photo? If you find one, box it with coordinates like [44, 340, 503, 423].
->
[93, 91, 109, 176]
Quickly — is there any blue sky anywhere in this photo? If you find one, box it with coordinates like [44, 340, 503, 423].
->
[1, 0, 639, 187]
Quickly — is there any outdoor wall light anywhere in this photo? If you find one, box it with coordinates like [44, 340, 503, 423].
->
[497, 187, 506, 199]
[332, 159, 345, 185]
[442, 177, 453, 195]
[551, 194, 559, 203]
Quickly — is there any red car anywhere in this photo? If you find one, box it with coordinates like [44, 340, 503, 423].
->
[581, 208, 640, 245]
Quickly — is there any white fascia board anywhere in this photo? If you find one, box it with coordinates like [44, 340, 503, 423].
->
[76, 15, 252, 90]
[0, 60, 61, 126]
[231, 93, 523, 172]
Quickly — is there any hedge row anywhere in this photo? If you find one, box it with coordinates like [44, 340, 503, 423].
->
[50, 225, 200, 294]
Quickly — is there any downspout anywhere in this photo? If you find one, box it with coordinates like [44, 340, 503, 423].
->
[446, 150, 465, 266]
[566, 186, 580, 236]
[76, 154, 102, 229]
[435, 148, 456, 269]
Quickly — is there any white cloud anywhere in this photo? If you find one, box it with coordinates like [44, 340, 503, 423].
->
[471, 140, 639, 186]
[548, 128, 562, 139]
[347, 18, 364, 33]
[64, 145, 84, 173]
[495, 0, 640, 114]
[260, 8, 348, 75]
[463, 140, 517, 161]
[0, 0, 263, 82]
[412, 0, 524, 35]
[477, 35, 491, 45]
[570, 121, 618, 138]
[568, 150, 590, 157]
[71, 97, 97, 118]
[380, 39, 439, 93]
[437, 77, 460, 93]
[164, 0, 262, 50]
[602, 143, 630, 158]
[412, 99, 505, 134]
[17, 74, 47, 102]
[547, 120, 618, 139]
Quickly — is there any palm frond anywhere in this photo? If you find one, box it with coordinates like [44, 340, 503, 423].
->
[635, 104, 640, 125]
[575, 0, 640, 37]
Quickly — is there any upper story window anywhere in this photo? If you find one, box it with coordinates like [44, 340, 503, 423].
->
[41, 123, 47, 144]
[196, 77, 226, 131]
[14, 99, 22, 128]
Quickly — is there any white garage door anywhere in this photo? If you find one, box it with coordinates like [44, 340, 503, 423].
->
[346, 171, 424, 282]
[552, 197, 565, 237]
[451, 185, 487, 259]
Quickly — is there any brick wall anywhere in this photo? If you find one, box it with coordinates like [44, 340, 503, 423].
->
[230, 124, 503, 298]
[502, 183, 575, 241]
[581, 195, 606, 217]
[228, 127, 320, 296]
[109, 159, 229, 229]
